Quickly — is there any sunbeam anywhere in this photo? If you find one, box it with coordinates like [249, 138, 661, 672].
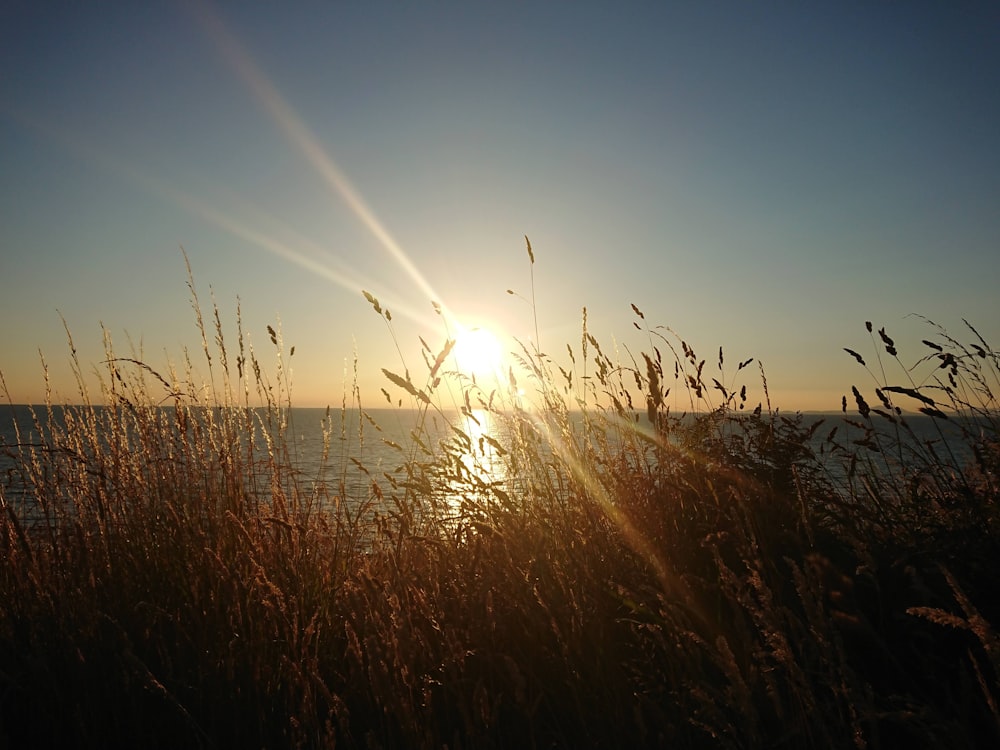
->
[0, 104, 436, 329]
[192, 2, 449, 319]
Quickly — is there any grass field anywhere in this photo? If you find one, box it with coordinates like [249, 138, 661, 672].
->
[2, 249, 998, 748]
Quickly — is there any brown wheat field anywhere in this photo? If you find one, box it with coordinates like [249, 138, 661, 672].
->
[2, 248, 998, 749]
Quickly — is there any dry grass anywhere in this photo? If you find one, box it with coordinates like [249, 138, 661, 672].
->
[1, 243, 997, 748]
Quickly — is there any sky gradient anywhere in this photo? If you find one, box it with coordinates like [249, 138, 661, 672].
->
[2, 2, 998, 411]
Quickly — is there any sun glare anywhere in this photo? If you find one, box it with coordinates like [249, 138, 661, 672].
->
[453, 326, 504, 380]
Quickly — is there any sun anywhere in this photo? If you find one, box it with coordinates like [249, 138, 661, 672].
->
[453, 326, 504, 380]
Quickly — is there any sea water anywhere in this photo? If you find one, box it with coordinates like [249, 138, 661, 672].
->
[0, 405, 510, 522]
[1, 404, 992, 524]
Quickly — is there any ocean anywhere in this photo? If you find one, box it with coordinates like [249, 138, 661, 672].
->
[1, 403, 992, 524]
[0, 404, 511, 522]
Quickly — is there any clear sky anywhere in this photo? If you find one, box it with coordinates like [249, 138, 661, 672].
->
[2, 1, 998, 411]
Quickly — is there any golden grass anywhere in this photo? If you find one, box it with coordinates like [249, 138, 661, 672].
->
[1, 243, 998, 748]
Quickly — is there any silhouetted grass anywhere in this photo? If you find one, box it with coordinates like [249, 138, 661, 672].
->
[1, 244, 997, 748]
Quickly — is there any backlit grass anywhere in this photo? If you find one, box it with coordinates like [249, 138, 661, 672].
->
[1, 244, 997, 748]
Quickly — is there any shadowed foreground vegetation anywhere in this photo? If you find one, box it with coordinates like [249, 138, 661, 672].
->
[2, 251, 998, 748]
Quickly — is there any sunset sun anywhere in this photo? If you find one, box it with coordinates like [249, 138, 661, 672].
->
[452, 326, 504, 380]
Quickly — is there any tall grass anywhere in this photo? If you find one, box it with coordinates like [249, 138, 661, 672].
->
[1, 243, 997, 748]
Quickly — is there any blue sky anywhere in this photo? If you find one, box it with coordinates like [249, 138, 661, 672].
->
[2, 1, 998, 410]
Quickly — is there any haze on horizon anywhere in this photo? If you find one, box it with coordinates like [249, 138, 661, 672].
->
[1, 2, 998, 412]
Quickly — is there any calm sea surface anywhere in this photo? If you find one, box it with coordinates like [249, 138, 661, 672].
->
[0, 405, 510, 516]
[1, 404, 992, 520]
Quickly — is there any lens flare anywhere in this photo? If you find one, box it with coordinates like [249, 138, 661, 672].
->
[192, 2, 449, 320]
